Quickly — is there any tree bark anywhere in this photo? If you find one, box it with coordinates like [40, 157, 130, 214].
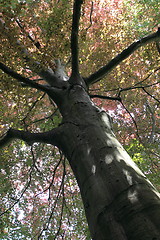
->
[1, 82, 159, 239]
[58, 85, 160, 240]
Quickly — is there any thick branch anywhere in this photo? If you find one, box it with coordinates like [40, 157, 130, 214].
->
[0, 18, 68, 88]
[0, 127, 63, 148]
[15, 39, 68, 87]
[86, 28, 160, 85]
[0, 62, 50, 93]
[71, 0, 83, 75]
[54, 59, 69, 81]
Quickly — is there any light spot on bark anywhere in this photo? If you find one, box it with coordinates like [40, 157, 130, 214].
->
[101, 112, 111, 129]
[87, 147, 91, 155]
[105, 132, 121, 147]
[92, 165, 96, 175]
[116, 148, 145, 177]
[105, 154, 113, 164]
[123, 169, 133, 185]
[128, 190, 138, 204]
[152, 188, 160, 198]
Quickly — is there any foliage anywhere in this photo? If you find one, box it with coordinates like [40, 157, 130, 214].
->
[0, 0, 159, 239]
[123, 0, 159, 36]
[125, 139, 160, 191]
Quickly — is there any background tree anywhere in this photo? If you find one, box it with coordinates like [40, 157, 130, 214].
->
[0, 0, 160, 239]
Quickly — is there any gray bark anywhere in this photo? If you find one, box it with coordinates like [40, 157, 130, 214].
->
[58, 85, 160, 240]
[1, 82, 160, 239]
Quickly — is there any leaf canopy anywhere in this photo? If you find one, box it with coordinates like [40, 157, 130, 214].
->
[0, 0, 159, 238]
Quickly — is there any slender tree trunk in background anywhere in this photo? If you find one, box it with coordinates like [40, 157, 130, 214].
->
[58, 84, 160, 240]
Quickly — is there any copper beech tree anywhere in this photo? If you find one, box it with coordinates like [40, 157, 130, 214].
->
[0, 0, 160, 239]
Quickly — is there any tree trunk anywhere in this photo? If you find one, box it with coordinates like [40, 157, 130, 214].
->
[59, 85, 160, 240]
[1, 2, 160, 238]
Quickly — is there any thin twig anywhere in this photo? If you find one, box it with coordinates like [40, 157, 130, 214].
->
[142, 87, 160, 104]
[37, 155, 66, 239]
[53, 158, 66, 239]
[134, 67, 160, 86]
[120, 100, 141, 141]
[90, 94, 121, 101]
[16, 18, 41, 49]
[22, 93, 46, 123]
[0, 165, 33, 216]
[32, 109, 58, 124]
[118, 81, 160, 97]
[34, 155, 62, 200]
[145, 101, 156, 143]
[86, 1, 94, 31]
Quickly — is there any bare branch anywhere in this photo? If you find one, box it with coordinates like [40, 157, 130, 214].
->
[0, 127, 63, 148]
[86, 1, 94, 31]
[37, 155, 66, 239]
[129, 67, 160, 86]
[146, 101, 156, 143]
[0, 18, 69, 88]
[22, 93, 46, 123]
[0, 166, 33, 216]
[85, 28, 160, 85]
[0, 62, 50, 93]
[142, 87, 160, 104]
[16, 18, 41, 49]
[53, 158, 66, 239]
[70, 0, 83, 76]
[118, 81, 160, 97]
[90, 94, 121, 101]
[120, 101, 141, 141]
[32, 109, 58, 125]
[34, 152, 63, 200]
[54, 59, 69, 81]
[0, 62, 68, 106]
[15, 39, 68, 87]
